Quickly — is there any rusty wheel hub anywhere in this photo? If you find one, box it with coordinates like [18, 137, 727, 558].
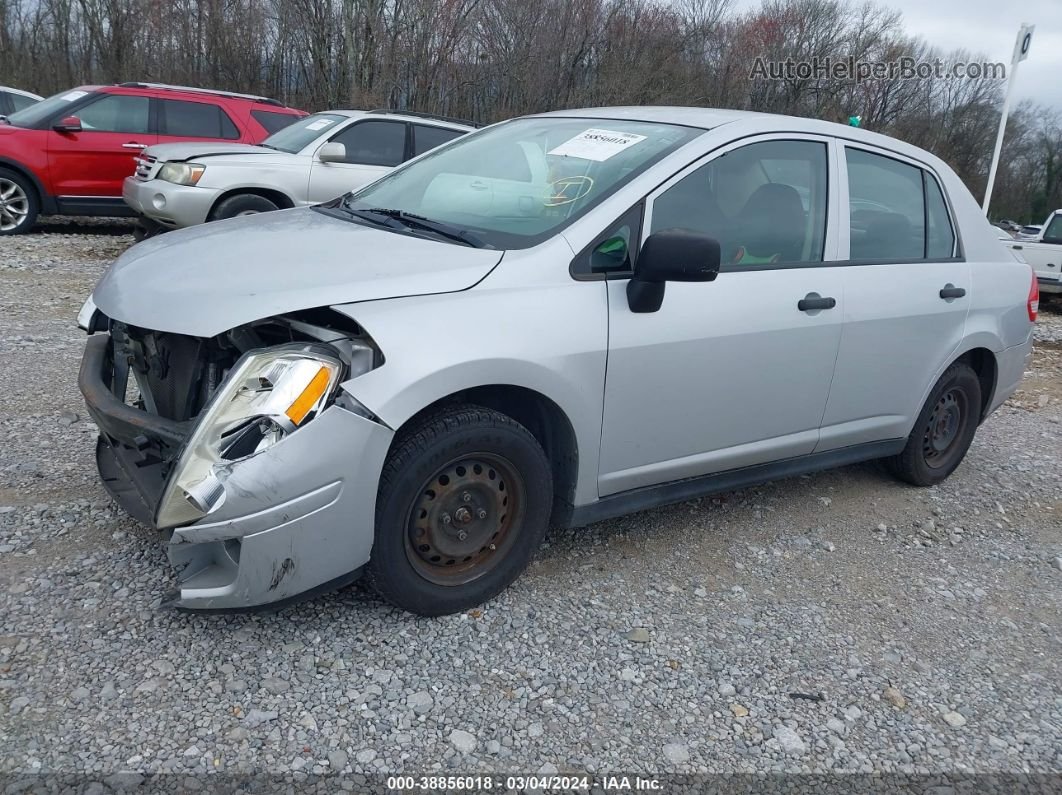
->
[405, 454, 525, 585]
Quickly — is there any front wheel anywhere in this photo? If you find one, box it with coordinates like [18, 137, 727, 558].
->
[886, 361, 982, 486]
[210, 193, 279, 221]
[369, 405, 553, 616]
[0, 168, 39, 235]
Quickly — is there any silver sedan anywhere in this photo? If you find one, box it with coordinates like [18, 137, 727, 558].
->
[81, 107, 1036, 615]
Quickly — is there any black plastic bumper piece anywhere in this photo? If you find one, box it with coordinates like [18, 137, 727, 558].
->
[79, 334, 190, 448]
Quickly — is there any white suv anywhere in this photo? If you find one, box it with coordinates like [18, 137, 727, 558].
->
[122, 110, 473, 233]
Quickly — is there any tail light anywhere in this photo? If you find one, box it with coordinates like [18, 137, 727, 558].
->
[1027, 268, 1039, 323]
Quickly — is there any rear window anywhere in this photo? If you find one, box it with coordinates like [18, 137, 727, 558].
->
[413, 124, 464, 156]
[159, 99, 239, 139]
[252, 109, 301, 135]
[10, 93, 37, 112]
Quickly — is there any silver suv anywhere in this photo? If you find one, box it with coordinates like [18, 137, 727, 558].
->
[122, 110, 472, 231]
[78, 107, 1037, 615]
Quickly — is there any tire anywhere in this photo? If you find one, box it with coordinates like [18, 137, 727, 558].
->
[0, 167, 39, 235]
[209, 193, 279, 221]
[886, 361, 982, 487]
[369, 404, 553, 616]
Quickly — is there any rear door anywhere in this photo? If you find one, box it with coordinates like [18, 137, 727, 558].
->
[156, 98, 242, 146]
[816, 145, 970, 450]
[47, 93, 157, 200]
[306, 119, 408, 202]
[598, 135, 846, 495]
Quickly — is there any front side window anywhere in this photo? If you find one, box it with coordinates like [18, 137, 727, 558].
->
[846, 148, 926, 260]
[159, 99, 238, 139]
[342, 117, 702, 249]
[650, 139, 828, 268]
[331, 121, 407, 166]
[76, 94, 150, 134]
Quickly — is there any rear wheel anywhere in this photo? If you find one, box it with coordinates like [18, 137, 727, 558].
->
[369, 405, 552, 616]
[886, 362, 982, 486]
[210, 193, 279, 221]
[0, 168, 38, 235]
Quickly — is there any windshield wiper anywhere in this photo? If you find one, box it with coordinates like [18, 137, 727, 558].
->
[355, 206, 488, 248]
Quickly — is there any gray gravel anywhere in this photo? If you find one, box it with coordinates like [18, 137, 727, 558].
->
[1, 222, 1061, 780]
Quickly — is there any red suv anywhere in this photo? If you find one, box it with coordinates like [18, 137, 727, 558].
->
[0, 82, 305, 235]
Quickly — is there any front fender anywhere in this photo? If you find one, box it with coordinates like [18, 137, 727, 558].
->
[333, 281, 608, 506]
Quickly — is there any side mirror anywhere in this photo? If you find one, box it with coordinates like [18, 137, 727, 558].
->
[53, 116, 82, 133]
[626, 228, 721, 313]
[318, 142, 346, 163]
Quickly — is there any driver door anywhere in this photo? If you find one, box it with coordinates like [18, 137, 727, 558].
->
[307, 120, 407, 203]
[598, 136, 846, 496]
[47, 93, 156, 200]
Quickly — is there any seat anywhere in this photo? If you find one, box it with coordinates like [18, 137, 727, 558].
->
[852, 212, 918, 260]
[732, 183, 806, 264]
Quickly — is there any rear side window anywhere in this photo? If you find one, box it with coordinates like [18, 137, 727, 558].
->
[412, 124, 463, 156]
[330, 120, 407, 166]
[77, 94, 150, 134]
[846, 148, 928, 260]
[9, 93, 37, 113]
[159, 99, 239, 139]
[252, 110, 300, 135]
[924, 174, 956, 257]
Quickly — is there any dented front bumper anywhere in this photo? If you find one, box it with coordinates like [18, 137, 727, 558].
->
[81, 334, 394, 610]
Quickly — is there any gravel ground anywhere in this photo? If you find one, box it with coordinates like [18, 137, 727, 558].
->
[1, 221, 1060, 786]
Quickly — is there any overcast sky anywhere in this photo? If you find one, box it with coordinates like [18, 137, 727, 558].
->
[734, 0, 1062, 110]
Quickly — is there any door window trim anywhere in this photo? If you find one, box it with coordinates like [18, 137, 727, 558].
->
[839, 142, 964, 265]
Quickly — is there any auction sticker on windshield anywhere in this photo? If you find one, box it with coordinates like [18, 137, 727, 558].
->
[548, 128, 647, 161]
[306, 119, 336, 130]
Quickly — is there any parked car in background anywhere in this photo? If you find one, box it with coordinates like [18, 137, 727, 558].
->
[1002, 209, 1062, 295]
[0, 83, 305, 235]
[123, 110, 473, 233]
[1016, 224, 1043, 241]
[0, 86, 42, 117]
[78, 107, 1036, 615]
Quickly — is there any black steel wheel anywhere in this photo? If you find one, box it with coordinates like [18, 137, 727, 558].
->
[887, 361, 981, 486]
[405, 453, 525, 586]
[370, 404, 552, 616]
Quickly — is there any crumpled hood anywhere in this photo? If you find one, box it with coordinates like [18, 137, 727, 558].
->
[91, 208, 502, 337]
[144, 141, 289, 163]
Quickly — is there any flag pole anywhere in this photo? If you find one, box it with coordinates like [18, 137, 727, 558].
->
[983, 24, 1034, 216]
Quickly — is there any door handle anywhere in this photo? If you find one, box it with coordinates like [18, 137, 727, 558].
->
[939, 284, 966, 300]
[797, 293, 836, 312]
[122, 143, 147, 149]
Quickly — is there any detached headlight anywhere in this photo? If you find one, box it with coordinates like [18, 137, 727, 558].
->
[158, 162, 206, 186]
[156, 345, 343, 528]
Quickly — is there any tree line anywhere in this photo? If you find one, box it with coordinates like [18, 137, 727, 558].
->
[1, 0, 1058, 223]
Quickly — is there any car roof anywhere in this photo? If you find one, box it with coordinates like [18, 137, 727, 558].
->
[321, 109, 474, 131]
[93, 83, 301, 111]
[531, 105, 948, 167]
[0, 86, 44, 100]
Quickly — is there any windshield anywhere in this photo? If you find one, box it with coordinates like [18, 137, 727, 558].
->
[340, 117, 702, 249]
[262, 113, 346, 153]
[5, 88, 93, 128]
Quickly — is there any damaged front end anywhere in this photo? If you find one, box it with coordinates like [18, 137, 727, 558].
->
[78, 309, 393, 610]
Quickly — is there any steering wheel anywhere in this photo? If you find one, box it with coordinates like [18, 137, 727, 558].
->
[545, 175, 594, 207]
